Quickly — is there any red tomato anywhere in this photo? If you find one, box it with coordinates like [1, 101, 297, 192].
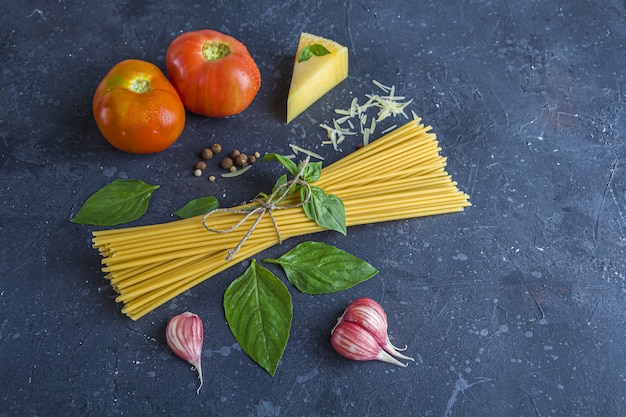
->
[165, 30, 261, 118]
[93, 59, 186, 154]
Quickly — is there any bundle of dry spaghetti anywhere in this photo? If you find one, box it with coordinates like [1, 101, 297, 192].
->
[92, 118, 470, 320]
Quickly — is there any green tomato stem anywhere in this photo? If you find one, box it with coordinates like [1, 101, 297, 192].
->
[202, 41, 231, 61]
[129, 78, 151, 94]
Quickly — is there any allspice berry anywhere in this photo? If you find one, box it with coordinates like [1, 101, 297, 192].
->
[229, 149, 241, 159]
[234, 153, 248, 167]
[195, 161, 207, 171]
[247, 155, 257, 164]
[201, 148, 213, 160]
[210, 143, 222, 154]
[220, 157, 234, 170]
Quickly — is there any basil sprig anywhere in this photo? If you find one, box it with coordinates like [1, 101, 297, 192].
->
[261, 153, 346, 235]
[298, 44, 331, 62]
[224, 242, 378, 375]
[71, 179, 159, 226]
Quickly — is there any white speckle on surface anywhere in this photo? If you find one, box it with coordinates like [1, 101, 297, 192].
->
[496, 325, 509, 335]
[102, 167, 117, 177]
[256, 400, 281, 417]
[296, 368, 319, 384]
[452, 253, 468, 261]
[525, 331, 534, 338]
[479, 329, 489, 336]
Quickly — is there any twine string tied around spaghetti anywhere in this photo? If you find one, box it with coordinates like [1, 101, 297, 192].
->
[202, 156, 312, 261]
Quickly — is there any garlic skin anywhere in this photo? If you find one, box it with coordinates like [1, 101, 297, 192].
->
[331, 321, 408, 367]
[166, 312, 204, 394]
[340, 298, 414, 362]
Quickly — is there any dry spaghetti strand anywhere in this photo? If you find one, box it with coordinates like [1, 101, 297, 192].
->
[92, 118, 471, 320]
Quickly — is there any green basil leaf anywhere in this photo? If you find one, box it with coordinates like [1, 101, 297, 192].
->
[301, 186, 346, 235]
[173, 196, 219, 219]
[269, 173, 296, 201]
[300, 160, 322, 183]
[298, 47, 313, 62]
[224, 259, 293, 376]
[298, 44, 331, 62]
[70, 179, 159, 226]
[261, 153, 298, 177]
[264, 242, 378, 294]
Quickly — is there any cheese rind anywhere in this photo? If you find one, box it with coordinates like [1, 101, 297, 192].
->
[287, 33, 348, 123]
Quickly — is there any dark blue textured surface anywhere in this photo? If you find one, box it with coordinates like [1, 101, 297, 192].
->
[1, 1, 625, 416]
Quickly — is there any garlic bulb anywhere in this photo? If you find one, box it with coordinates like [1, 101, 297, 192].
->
[166, 312, 204, 393]
[331, 298, 413, 366]
[340, 297, 414, 361]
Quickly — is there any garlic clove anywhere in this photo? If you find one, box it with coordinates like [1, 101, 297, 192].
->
[331, 321, 408, 367]
[341, 298, 414, 362]
[166, 311, 204, 394]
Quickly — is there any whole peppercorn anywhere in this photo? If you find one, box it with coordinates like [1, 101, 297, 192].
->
[193, 169, 202, 177]
[220, 157, 234, 170]
[195, 161, 207, 171]
[210, 143, 222, 154]
[254, 151, 261, 158]
[208, 175, 216, 182]
[229, 149, 241, 159]
[247, 155, 257, 164]
[229, 166, 237, 173]
[201, 148, 213, 160]
[234, 153, 248, 167]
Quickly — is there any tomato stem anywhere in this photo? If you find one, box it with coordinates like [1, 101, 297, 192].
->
[202, 42, 231, 61]
[130, 78, 151, 94]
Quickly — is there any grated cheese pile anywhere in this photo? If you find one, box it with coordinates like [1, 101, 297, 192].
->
[320, 80, 414, 150]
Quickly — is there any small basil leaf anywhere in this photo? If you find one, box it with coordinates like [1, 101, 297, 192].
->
[224, 259, 293, 376]
[264, 242, 378, 294]
[261, 153, 298, 177]
[270, 173, 297, 201]
[173, 196, 219, 219]
[300, 160, 322, 183]
[298, 47, 313, 62]
[301, 186, 346, 235]
[298, 44, 331, 62]
[272, 174, 288, 193]
[70, 179, 159, 226]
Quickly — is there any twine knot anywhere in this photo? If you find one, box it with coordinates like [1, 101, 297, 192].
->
[202, 156, 312, 261]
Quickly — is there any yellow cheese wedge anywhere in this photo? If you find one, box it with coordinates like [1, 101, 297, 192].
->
[287, 33, 348, 123]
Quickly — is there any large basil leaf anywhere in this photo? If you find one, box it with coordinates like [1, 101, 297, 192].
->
[223, 260, 293, 376]
[264, 242, 378, 294]
[301, 186, 346, 235]
[70, 179, 159, 226]
[174, 196, 219, 219]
